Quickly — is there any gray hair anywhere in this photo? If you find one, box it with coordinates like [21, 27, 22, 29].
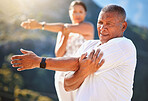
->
[101, 5, 126, 21]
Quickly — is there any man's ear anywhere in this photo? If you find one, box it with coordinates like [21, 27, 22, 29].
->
[122, 21, 127, 32]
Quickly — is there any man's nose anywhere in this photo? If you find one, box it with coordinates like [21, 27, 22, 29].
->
[99, 25, 108, 31]
[100, 25, 106, 29]
[97, 25, 107, 33]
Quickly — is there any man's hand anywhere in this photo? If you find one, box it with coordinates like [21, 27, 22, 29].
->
[79, 49, 105, 76]
[64, 49, 105, 91]
[21, 19, 40, 29]
[11, 49, 41, 71]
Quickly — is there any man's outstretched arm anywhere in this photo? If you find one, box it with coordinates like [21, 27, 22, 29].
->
[11, 49, 79, 71]
[64, 49, 105, 91]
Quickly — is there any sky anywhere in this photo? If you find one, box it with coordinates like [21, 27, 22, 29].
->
[93, 0, 148, 28]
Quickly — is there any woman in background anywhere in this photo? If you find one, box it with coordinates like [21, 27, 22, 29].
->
[21, 1, 94, 101]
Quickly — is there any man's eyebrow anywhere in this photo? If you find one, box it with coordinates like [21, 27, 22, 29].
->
[106, 21, 115, 24]
[107, 21, 114, 23]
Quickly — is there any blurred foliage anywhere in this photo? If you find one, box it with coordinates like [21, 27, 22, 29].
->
[14, 88, 52, 101]
[124, 21, 148, 101]
[0, 63, 23, 91]
[0, 63, 53, 101]
[128, 22, 148, 40]
[0, 63, 23, 100]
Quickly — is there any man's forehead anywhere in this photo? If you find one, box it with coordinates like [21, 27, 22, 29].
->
[98, 11, 120, 21]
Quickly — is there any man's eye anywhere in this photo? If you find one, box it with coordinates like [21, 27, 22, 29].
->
[98, 22, 103, 24]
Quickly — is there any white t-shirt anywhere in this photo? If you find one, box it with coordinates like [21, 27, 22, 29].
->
[74, 37, 137, 101]
[55, 32, 86, 101]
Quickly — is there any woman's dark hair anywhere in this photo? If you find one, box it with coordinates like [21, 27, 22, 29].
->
[69, 1, 87, 12]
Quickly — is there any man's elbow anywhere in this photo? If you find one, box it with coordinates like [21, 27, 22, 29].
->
[64, 84, 76, 92]
[64, 86, 71, 92]
[64, 81, 80, 92]
[64, 79, 72, 91]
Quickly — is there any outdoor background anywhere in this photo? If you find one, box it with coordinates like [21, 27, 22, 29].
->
[0, 0, 148, 101]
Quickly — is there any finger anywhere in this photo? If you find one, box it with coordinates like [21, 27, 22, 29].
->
[24, 24, 29, 29]
[12, 63, 22, 68]
[93, 49, 101, 61]
[21, 22, 28, 28]
[20, 48, 31, 54]
[31, 19, 35, 21]
[23, 26, 27, 29]
[96, 52, 103, 64]
[79, 52, 87, 61]
[63, 27, 69, 36]
[11, 55, 23, 60]
[26, 23, 31, 29]
[63, 27, 66, 34]
[88, 50, 95, 59]
[97, 59, 105, 68]
[17, 66, 29, 71]
[17, 67, 25, 71]
[20, 22, 25, 27]
[11, 59, 22, 64]
[28, 23, 31, 29]
[28, 19, 31, 22]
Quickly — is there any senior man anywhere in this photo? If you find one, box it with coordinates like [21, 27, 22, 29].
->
[11, 4, 137, 101]
[63, 4, 137, 101]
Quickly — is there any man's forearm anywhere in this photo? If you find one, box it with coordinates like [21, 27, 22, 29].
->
[64, 68, 88, 91]
[45, 57, 79, 71]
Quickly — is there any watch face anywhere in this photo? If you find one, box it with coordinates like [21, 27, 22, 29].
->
[40, 58, 46, 68]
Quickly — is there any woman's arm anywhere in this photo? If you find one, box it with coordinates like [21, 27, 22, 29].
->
[55, 28, 69, 57]
[21, 19, 64, 33]
[55, 22, 94, 57]
[65, 22, 94, 40]
[21, 19, 94, 40]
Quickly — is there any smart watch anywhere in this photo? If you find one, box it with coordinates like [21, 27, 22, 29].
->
[41, 22, 46, 30]
[40, 58, 46, 69]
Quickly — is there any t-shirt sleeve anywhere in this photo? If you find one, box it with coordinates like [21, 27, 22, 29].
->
[73, 40, 90, 57]
[94, 40, 136, 75]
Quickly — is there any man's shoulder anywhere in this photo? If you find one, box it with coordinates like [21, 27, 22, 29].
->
[107, 37, 134, 46]
[83, 40, 100, 46]
[79, 40, 100, 52]
[86, 39, 100, 43]
[117, 37, 135, 48]
[106, 37, 136, 53]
